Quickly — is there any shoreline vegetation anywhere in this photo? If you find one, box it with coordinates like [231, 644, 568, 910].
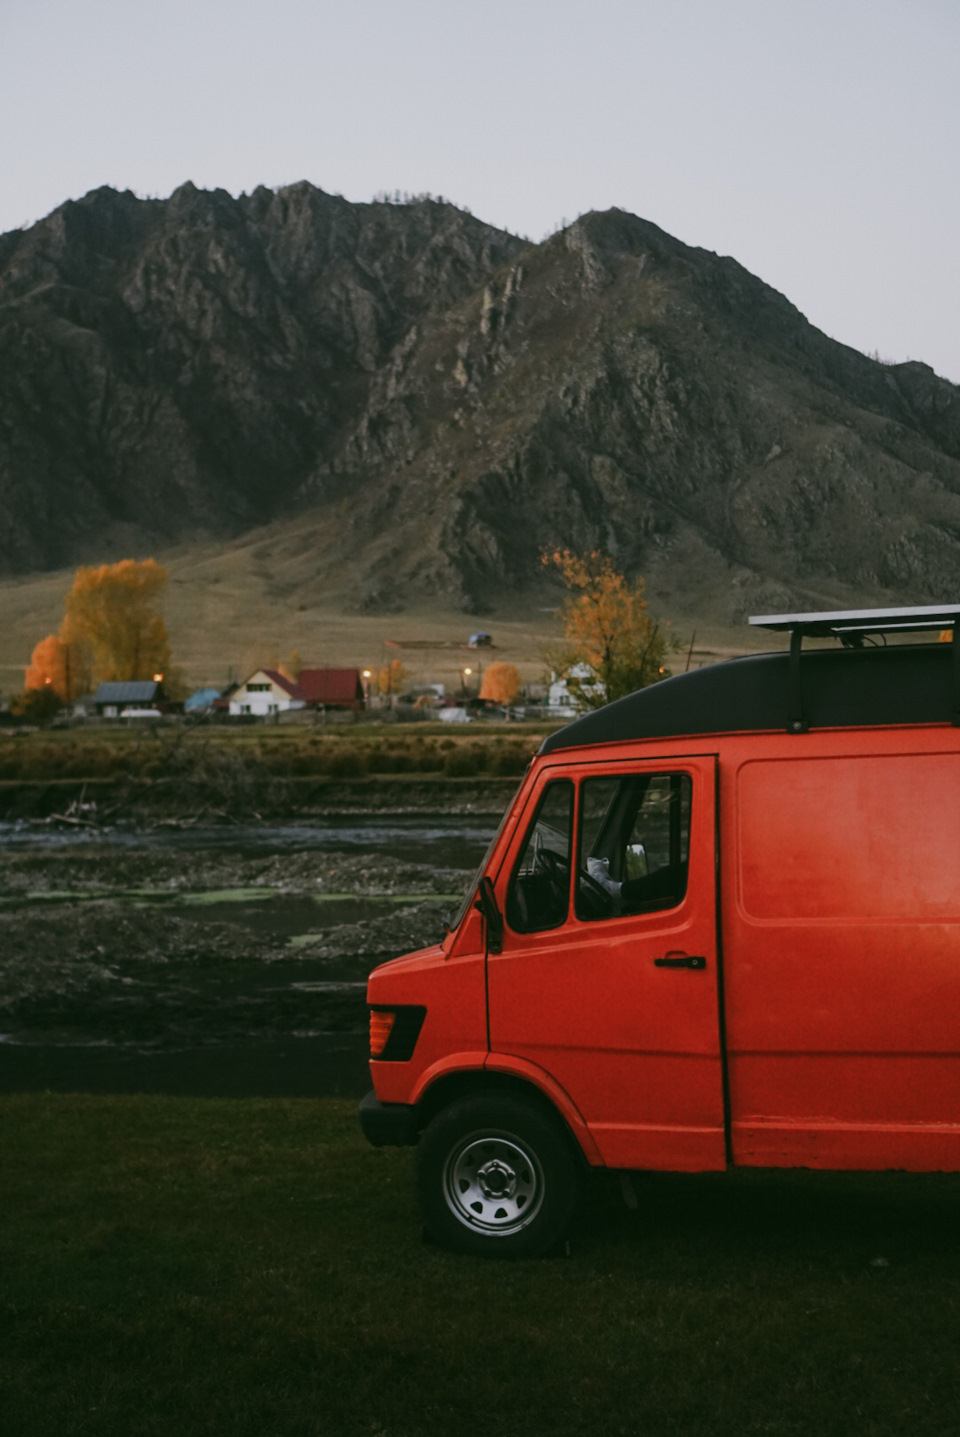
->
[0, 724, 550, 819]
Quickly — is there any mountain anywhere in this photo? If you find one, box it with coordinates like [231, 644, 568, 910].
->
[0, 183, 522, 574]
[2, 182, 960, 620]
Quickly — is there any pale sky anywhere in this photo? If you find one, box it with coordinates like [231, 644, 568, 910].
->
[2, 0, 958, 381]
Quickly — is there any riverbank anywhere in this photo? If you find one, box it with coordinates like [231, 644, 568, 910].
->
[0, 812, 494, 1098]
[0, 772, 521, 820]
[0, 724, 538, 819]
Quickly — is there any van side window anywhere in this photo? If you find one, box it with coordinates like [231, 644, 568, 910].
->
[577, 772, 692, 921]
[506, 780, 574, 933]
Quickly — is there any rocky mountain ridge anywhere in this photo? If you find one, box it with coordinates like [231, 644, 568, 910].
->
[2, 182, 959, 621]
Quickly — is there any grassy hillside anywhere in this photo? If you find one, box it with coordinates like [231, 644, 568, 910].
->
[0, 520, 762, 697]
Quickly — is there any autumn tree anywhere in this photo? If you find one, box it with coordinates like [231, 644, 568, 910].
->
[480, 662, 521, 705]
[378, 659, 408, 696]
[23, 560, 176, 710]
[61, 560, 172, 683]
[544, 549, 671, 709]
[25, 633, 91, 704]
[280, 650, 303, 682]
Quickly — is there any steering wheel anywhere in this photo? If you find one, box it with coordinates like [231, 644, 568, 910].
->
[577, 867, 616, 918]
[535, 846, 569, 883]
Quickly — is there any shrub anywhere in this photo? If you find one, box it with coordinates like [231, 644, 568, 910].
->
[443, 744, 484, 777]
[417, 744, 443, 772]
[322, 746, 366, 778]
[8, 689, 62, 723]
[364, 746, 410, 773]
[490, 744, 531, 777]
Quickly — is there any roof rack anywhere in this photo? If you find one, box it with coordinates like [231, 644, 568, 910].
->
[749, 604, 960, 732]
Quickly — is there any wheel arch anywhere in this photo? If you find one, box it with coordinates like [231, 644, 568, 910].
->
[413, 1067, 600, 1167]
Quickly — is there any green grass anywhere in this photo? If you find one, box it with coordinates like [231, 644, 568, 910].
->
[3, 1094, 960, 1436]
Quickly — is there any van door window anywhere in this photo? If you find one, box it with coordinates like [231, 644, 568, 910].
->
[506, 780, 574, 933]
[577, 772, 692, 921]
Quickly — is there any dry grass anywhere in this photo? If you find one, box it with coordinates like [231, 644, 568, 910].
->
[0, 525, 564, 695]
[0, 725, 543, 785]
[0, 519, 762, 696]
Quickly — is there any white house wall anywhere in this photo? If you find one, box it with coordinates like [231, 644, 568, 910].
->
[229, 696, 304, 716]
[228, 671, 305, 716]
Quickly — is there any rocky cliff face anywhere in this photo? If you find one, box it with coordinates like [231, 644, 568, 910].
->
[3, 184, 960, 620]
[0, 182, 521, 572]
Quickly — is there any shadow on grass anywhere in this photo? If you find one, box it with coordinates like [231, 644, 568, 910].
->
[576, 1164, 960, 1276]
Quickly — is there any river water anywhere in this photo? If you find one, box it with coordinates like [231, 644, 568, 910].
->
[0, 814, 497, 1100]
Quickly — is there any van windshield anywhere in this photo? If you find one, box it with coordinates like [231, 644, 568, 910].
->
[448, 780, 523, 933]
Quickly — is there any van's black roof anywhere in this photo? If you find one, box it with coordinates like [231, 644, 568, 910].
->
[539, 643, 957, 754]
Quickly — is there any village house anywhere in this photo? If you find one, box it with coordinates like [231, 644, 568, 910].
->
[184, 687, 221, 714]
[228, 670, 304, 717]
[546, 664, 605, 717]
[93, 680, 169, 717]
[228, 667, 365, 717]
[296, 669, 365, 711]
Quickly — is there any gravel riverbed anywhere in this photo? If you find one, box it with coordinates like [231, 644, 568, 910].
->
[0, 816, 493, 1097]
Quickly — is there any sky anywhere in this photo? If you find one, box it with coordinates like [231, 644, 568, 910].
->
[2, 0, 958, 381]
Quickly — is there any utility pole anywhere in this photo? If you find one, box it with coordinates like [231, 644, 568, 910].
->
[684, 631, 697, 673]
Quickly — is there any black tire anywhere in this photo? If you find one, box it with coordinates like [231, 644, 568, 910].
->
[415, 1095, 583, 1257]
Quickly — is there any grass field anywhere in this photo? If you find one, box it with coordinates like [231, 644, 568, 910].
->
[3, 1093, 960, 1437]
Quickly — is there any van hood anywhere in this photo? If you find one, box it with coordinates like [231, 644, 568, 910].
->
[368, 943, 446, 982]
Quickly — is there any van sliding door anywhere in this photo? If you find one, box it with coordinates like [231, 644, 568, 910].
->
[729, 744, 960, 1171]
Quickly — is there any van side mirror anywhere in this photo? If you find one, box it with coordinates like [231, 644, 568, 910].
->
[474, 876, 503, 954]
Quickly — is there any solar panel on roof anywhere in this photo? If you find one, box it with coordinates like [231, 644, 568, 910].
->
[540, 602, 960, 753]
[539, 643, 960, 753]
[750, 604, 960, 635]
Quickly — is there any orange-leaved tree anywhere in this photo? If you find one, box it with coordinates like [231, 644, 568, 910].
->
[26, 559, 170, 689]
[25, 633, 91, 704]
[480, 662, 521, 705]
[544, 549, 670, 709]
[280, 650, 303, 682]
[24, 559, 173, 704]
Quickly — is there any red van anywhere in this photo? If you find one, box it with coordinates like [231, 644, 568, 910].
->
[359, 605, 960, 1255]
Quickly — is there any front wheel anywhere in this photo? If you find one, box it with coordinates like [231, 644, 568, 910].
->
[415, 1096, 582, 1257]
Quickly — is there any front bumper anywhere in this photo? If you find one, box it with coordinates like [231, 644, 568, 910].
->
[358, 1089, 418, 1147]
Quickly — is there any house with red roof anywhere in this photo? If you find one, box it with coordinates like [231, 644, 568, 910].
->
[228, 667, 365, 717]
[228, 669, 304, 717]
[297, 668, 365, 711]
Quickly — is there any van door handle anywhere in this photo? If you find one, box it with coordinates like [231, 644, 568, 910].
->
[654, 953, 707, 969]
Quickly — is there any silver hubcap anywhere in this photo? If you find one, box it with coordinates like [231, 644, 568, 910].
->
[443, 1131, 545, 1235]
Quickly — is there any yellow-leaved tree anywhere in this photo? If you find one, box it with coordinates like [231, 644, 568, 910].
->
[25, 559, 172, 700]
[545, 549, 671, 709]
[62, 560, 172, 682]
[479, 662, 521, 705]
[378, 659, 408, 696]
